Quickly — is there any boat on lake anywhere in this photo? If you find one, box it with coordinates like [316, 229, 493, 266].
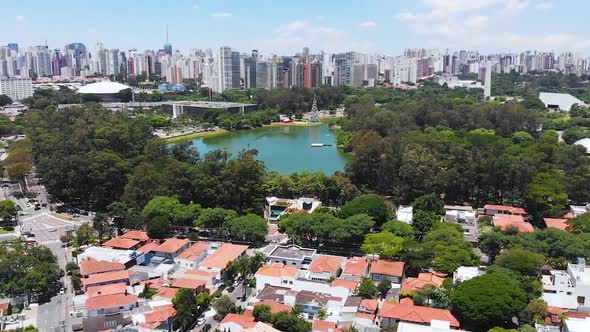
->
[311, 143, 333, 147]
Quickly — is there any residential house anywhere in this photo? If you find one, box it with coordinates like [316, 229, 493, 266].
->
[153, 287, 179, 301]
[292, 290, 343, 319]
[313, 320, 341, 332]
[492, 214, 534, 233]
[453, 266, 482, 283]
[170, 278, 206, 292]
[544, 218, 569, 231]
[85, 294, 138, 317]
[370, 260, 405, 284]
[184, 269, 218, 289]
[120, 230, 150, 243]
[136, 241, 159, 265]
[265, 197, 322, 223]
[79, 257, 125, 278]
[402, 272, 446, 292]
[86, 282, 127, 298]
[483, 204, 528, 220]
[256, 285, 293, 303]
[174, 241, 210, 269]
[377, 299, 460, 329]
[218, 313, 257, 332]
[563, 317, 590, 332]
[330, 279, 358, 293]
[101, 237, 141, 250]
[254, 299, 292, 314]
[341, 257, 369, 281]
[77, 246, 138, 266]
[255, 263, 299, 291]
[306, 255, 345, 282]
[396, 321, 457, 332]
[0, 299, 10, 317]
[444, 205, 476, 223]
[82, 270, 130, 291]
[199, 243, 248, 282]
[136, 303, 176, 330]
[396, 206, 413, 224]
[541, 258, 590, 310]
[359, 299, 379, 314]
[267, 245, 316, 269]
[154, 238, 191, 259]
[340, 296, 362, 322]
[244, 322, 283, 332]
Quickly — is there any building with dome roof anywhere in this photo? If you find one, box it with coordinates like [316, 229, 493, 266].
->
[76, 81, 131, 102]
[574, 138, 590, 154]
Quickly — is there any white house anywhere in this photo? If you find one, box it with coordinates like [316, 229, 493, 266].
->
[542, 258, 590, 310]
[174, 241, 210, 269]
[396, 206, 413, 224]
[255, 263, 299, 292]
[267, 245, 316, 269]
[453, 266, 482, 283]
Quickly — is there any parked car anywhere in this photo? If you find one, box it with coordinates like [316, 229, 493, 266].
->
[202, 324, 211, 332]
[197, 316, 206, 326]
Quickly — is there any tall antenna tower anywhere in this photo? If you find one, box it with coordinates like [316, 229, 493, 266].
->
[309, 95, 320, 123]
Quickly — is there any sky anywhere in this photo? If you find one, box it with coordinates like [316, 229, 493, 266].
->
[2, 0, 590, 56]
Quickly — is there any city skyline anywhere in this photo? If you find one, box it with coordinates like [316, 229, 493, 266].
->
[2, 0, 590, 55]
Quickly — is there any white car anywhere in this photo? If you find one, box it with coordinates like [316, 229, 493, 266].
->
[197, 316, 206, 326]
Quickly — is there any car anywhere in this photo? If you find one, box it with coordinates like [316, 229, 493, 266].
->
[59, 288, 65, 294]
[227, 286, 235, 293]
[75, 290, 85, 295]
[48, 228, 57, 232]
[202, 324, 211, 332]
[18, 211, 29, 216]
[197, 316, 206, 326]
[232, 280, 241, 287]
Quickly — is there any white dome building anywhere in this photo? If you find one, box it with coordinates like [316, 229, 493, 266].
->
[77, 81, 131, 102]
[574, 138, 590, 154]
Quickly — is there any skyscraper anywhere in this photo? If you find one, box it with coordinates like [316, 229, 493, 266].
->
[215, 46, 233, 92]
[231, 51, 241, 89]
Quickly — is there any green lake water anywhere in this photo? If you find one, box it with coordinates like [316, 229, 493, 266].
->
[188, 124, 349, 174]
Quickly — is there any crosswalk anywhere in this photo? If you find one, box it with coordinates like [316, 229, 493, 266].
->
[36, 239, 61, 245]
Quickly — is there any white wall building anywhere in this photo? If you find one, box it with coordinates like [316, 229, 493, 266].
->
[0, 77, 33, 101]
[542, 258, 590, 310]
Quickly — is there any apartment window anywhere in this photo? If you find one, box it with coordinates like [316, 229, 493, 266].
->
[567, 292, 573, 295]
[578, 296, 585, 305]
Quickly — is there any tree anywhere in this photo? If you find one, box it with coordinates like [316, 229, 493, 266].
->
[361, 231, 404, 259]
[195, 208, 238, 229]
[143, 196, 200, 226]
[213, 295, 234, 318]
[0, 94, 12, 106]
[526, 171, 569, 224]
[339, 195, 390, 227]
[147, 215, 170, 239]
[412, 193, 444, 215]
[378, 280, 392, 298]
[496, 248, 545, 276]
[356, 277, 378, 299]
[317, 308, 327, 320]
[381, 219, 414, 239]
[479, 230, 508, 263]
[253, 304, 273, 322]
[271, 311, 312, 332]
[412, 210, 440, 240]
[566, 213, 590, 233]
[0, 200, 17, 227]
[521, 299, 548, 325]
[7, 162, 32, 182]
[451, 273, 527, 331]
[74, 223, 97, 247]
[224, 214, 268, 242]
[172, 288, 198, 331]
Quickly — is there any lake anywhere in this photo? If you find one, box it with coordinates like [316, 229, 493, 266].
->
[188, 124, 349, 174]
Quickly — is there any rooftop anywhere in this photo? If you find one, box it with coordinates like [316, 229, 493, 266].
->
[574, 138, 590, 153]
[539, 92, 585, 111]
[137, 241, 159, 254]
[101, 237, 140, 250]
[154, 287, 178, 299]
[163, 101, 257, 109]
[220, 313, 257, 329]
[175, 242, 210, 260]
[78, 246, 137, 265]
[295, 290, 341, 306]
[492, 214, 534, 232]
[378, 301, 460, 328]
[171, 278, 206, 290]
[331, 279, 358, 292]
[268, 245, 316, 260]
[79, 257, 126, 276]
[312, 320, 338, 332]
[309, 255, 345, 274]
[370, 260, 405, 277]
[544, 218, 569, 231]
[257, 299, 292, 314]
[484, 204, 527, 215]
[82, 270, 129, 287]
[343, 257, 370, 277]
[402, 272, 447, 292]
[155, 238, 190, 254]
[199, 243, 248, 270]
[140, 304, 176, 330]
[257, 285, 292, 302]
[256, 263, 299, 278]
[85, 294, 138, 311]
[121, 230, 150, 242]
[360, 299, 379, 312]
[87, 282, 127, 298]
[77, 81, 131, 94]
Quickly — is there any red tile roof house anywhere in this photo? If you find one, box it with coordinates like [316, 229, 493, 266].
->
[484, 204, 528, 220]
[85, 293, 139, 317]
[101, 237, 141, 250]
[86, 282, 127, 298]
[120, 230, 150, 243]
[174, 241, 211, 269]
[359, 299, 380, 314]
[313, 319, 342, 332]
[377, 300, 460, 329]
[79, 257, 126, 278]
[170, 278, 206, 292]
[492, 214, 534, 233]
[199, 243, 249, 283]
[402, 272, 447, 292]
[154, 238, 191, 259]
[218, 313, 257, 332]
[341, 257, 370, 280]
[307, 255, 346, 282]
[137, 303, 176, 330]
[254, 263, 299, 292]
[544, 218, 569, 231]
[370, 260, 405, 284]
[82, 270, 130, 291]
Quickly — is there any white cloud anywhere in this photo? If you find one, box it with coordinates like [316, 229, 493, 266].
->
[500, 0, 530, 15]
[15, 15, 25, 22]
[464, 15, 489, 29]
[211, 12, 232, 18]
[535, 2, 554, 10]
[359, 20, 377, 28]
[257, 19, 372, 54]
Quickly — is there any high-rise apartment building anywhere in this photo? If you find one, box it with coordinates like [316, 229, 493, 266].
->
[0, 77, 33, 101]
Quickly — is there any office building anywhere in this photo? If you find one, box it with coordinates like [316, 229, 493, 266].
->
[0, 77, 33, 101]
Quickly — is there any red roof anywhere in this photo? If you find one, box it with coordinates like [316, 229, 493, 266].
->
[220, 313, 257, 329]
[370, 260, 405, 277]
[331, 279, 358, 292]
[255, 263, 299, 278]
[493, 215, 534, 232]
[484, 204, 527, 215]
[101, 237, 140, 249]
[378, 302, 460, 328]
[309, 255, 345, 274]
[175, 242, 210, 260]
[171, 278, 206, 290]
[155, 238, 190, 254]
[401, 272, 447, 292]
[139, 304, 176, 329]
[82, 270, 129, 287]
[85, 294, 138, 311]
[258, 299, 292, 314]
[79, 257, 125, 276]
[563, 212, 575, 219]
[313, 320, 338, 332]
[360, 299, 379, 312]
[137, 241, 159, 254]
[355, 312, 375, 321]
[121, 230, 150, 241]
[544, 218, 569, 231]
[155, 287, 178, 299]
[343, 257, 369, 277]
[199, 243, 248, 270]
[87, 282, 127, 298]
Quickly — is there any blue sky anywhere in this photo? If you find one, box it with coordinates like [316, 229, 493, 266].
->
[2, 0, 589, 55]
